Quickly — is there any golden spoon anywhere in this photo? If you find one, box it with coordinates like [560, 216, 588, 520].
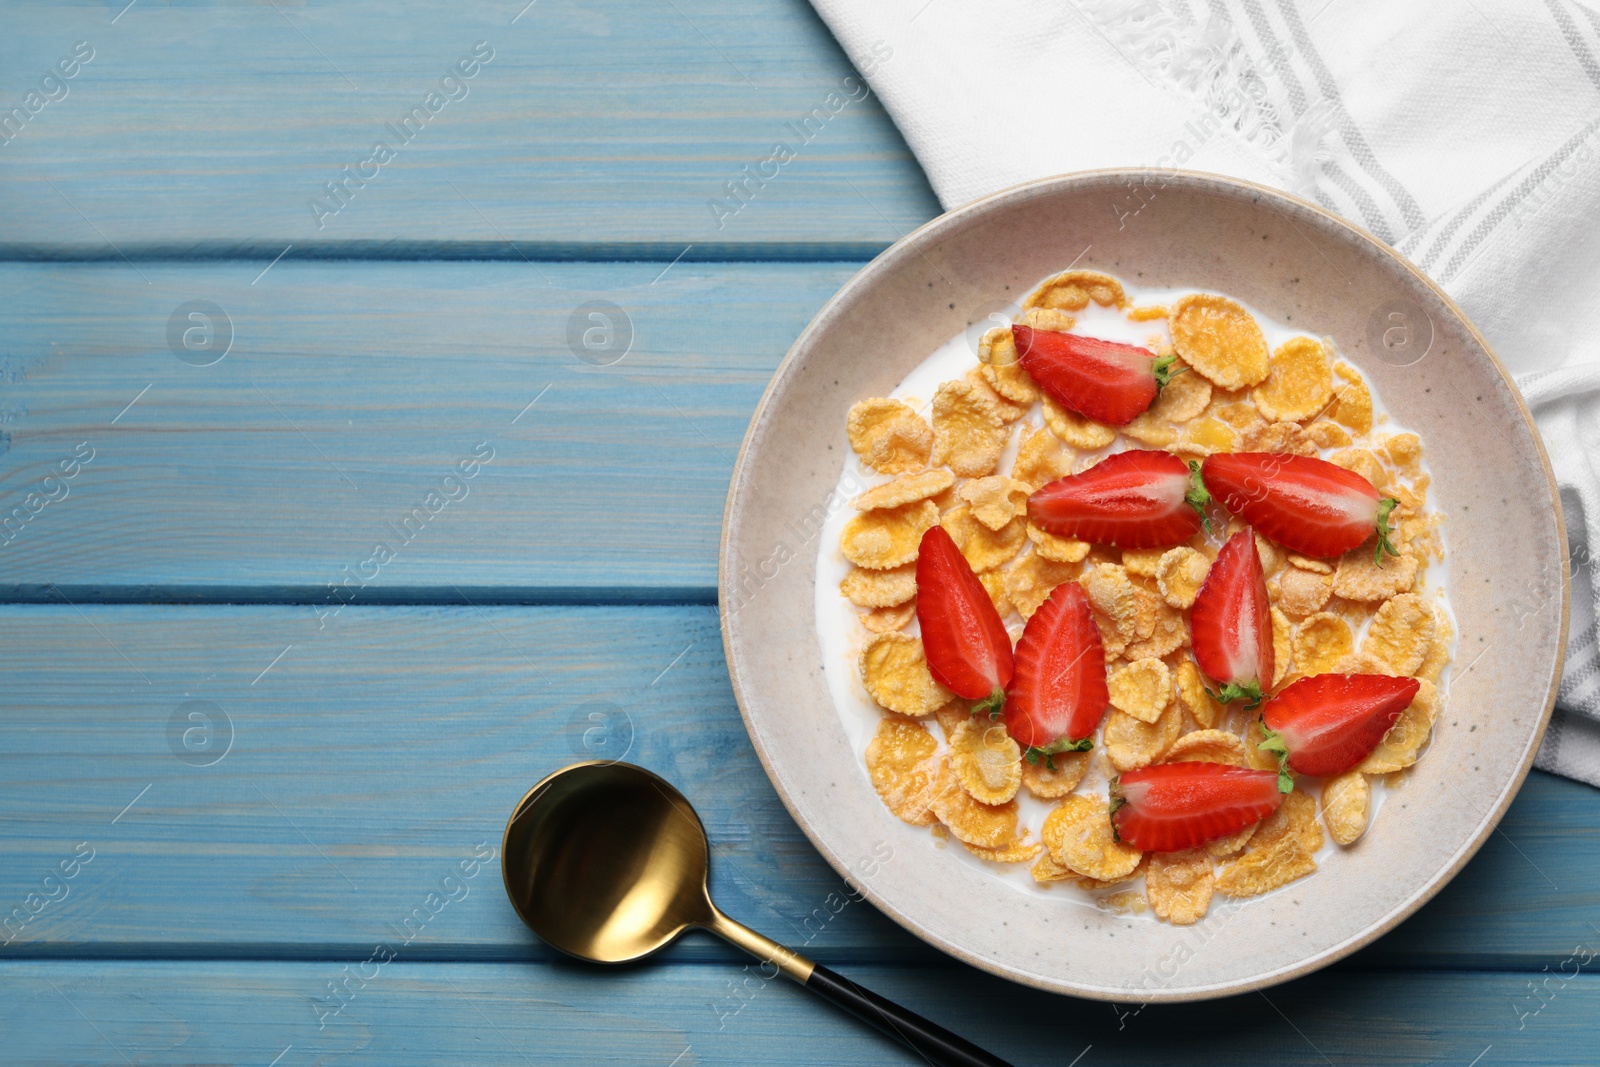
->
[502, 761, 1014, 1067]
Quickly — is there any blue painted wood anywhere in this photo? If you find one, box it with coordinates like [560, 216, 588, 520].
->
[0, 604, 1594, 976]
[1, 960, 1595, 1065]
[0, 261, 861, 596]
[0, 0, 939, 250]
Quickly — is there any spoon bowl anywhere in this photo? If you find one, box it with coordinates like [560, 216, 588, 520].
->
[501, 761, 1013, 1067]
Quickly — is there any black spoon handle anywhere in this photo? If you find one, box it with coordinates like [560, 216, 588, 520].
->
[805, 963, 1015, 1067]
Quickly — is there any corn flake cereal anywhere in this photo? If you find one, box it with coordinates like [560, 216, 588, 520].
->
[840, 563, 917, 609]
[1175, 660, 1226, 728]
[1244, 420, 1317, 456]
[1288, 554, 1334, 574]
[1041, 395, 1118, 450]
[1358, 679, 1438, 773]
[847, 398, 934, 474]
[1108, 658, 1172, 724]
[1017, 307, 1078, 332]
[1252, 336, 1334, 422]
[959, 476, 1032, 531]
[1215, 790, 1318, 897]
[1276, 565, 1333, 618]
[1147, 366, 1212, 423]
[1026, 270, 1125, 311]
[1416, 608, 1454, 684]
[841, 500, 939, 569]
[1271, 606, 1293, 687]
[865, 718, 940, 825]
[1011, 427, 1073, 490]
[1207, 822, 1259, 859]
[1305, 420, 1354, 449]
[1120, 547, 1167, 578]
[1361, 593, 1436, 675]
[1104, 701, 1183, 772]
[931, 380, 1007, 477]
[1027, 522, 1092, 564]
[1156, 547, 1209, 609]
[1164, 729, 1247, 766]
[1330, 447, 1387, 489]
[1174, 415, 1240, 456]
[1170, 293, 1270, 390]
[1333, 550, 1419, 602]
[1044, 795, 1142, 880]
[861, 601, 918, 633]
[1292, 612, 1354, 676]
[949, 717, 1023, 805]
[943, 505, 1028, 573]
[1145, 849, 1215, 925]
[860, 632, 953, 715]
[1021, 749, 1089, 798]
[962, 838, 1045, 864]
[1127, 304, 1168, 322]
[929, 759, 1020, 849]
[1331, 362, 1374, 434]
[962, 366, 1029, 423]
[1322, 771, 1370, 846]
[1004, 551, 1080, 619]
[853, 469, 956, 512]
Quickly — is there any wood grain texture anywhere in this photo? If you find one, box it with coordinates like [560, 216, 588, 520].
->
[0, 604, 1594, 974]
[1, 960, 1594, 1065]
[0, 261, 867, 597]
[0, 0, 939, 250]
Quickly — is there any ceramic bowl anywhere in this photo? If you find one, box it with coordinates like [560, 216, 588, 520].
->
[719, 170, 1566, 1001]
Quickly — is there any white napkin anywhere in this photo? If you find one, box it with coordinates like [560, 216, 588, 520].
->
[810, 0, 1600, 785]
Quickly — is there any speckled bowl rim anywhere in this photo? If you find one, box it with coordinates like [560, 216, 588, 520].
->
[718, 169, 1567, 1001]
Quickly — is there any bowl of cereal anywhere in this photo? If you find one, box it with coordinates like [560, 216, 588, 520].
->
[719, 170, 1566, 1001]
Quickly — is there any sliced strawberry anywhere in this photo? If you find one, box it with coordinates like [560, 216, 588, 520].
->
[1189, 528, 1273, 707]
[1111, 762, 1284, 852]
[1027, 449, 1211, 549]
[915, 526, 1014, 713]
[1013, 325, 1181, 426]
[1003, 581, 1107, 761]
[1258, 673, 1421, 789]
[1202, 452, 1400, 565]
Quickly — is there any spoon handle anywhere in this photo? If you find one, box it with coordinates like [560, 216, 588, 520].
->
[804, 962, 1016, 1067]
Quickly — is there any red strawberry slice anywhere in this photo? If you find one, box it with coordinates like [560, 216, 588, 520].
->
[1013, 325, 1181, 426]
[1003, 581, 1108, 761]
[1202, 452, 1400, 565]
[1111, 762, 1285, 852]
[1189, 527, 1273, 707]
[1258, 673, 1421, 789]
[1028, 449, 1211, 549]
[915, 526, 1014, 713]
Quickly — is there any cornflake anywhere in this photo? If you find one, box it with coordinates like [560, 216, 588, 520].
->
[978, 328, 1041, 404]
[1043, 795, 1142, 880]
[1027, 522, 1092, 564]
[1215, 790, 1319, 897]
[960, 476, 1032, 531]
[861, 602, 917, 633]
[1042, 396, 1117, 449]
[1174, 415, 1239, 456]
[1305, 420, 1354, 449]
[853, 469, 956, 512]
[1120, 547, 1167, 578]
[929, 759, 1021, 849]
[1292, 612, 1354, 676]
[1358, 679, 1438, 773]
[1331, 362, 1374, 434]
[865, 718, 939, 825]
[963, 366, 1029, 423]
[1416, 608, 1454, 685]
[1333, 550, 1418, 602]
[1017, 307, 1078, 332]
[1243, 420, 1316, 456]
[1170, 293, 1270, 390]
[1021, 750, 1089, 797]
[1108, 658, 1172, 724]
[1011, 428, 1074, 490]
[949, 717, 1024, 805]
[943, 505, 1027, 572]
[962, 838, 1044, 864]
[840, 563, 917, 609]
[1252, 336, 1334, 422]
[1330, 447, 1387, 489]
[1004, 551, 1080, 619]
[1145, 849, 1215, 925]
[841, 500, 939, 569]
[1155, 547, 1209, 609]
[1276, 565, 1333, 617]
[1271, 607, 1293, 687]
[1026, 270, 1126, 311]
[860, 633, 953, 715]
[1164, 729, 1247, 766]
[1361, 593, 1437, 675]
[1104, 701, 1183, 772]
[931, 380, 1007, 477]
[847, 398, 933, 474]
[1175, 660, 1225, 728]
[1322, 771, 1370, 845]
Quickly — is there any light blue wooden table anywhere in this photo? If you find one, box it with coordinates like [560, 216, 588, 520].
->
[1, 2, 1596, 1063]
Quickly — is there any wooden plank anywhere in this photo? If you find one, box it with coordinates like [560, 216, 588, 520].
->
[0, 0, 938, 251]
[0, 260, 861, 596]
[0, 604, 1595, 972]
[1, 960, 1594, 1065]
